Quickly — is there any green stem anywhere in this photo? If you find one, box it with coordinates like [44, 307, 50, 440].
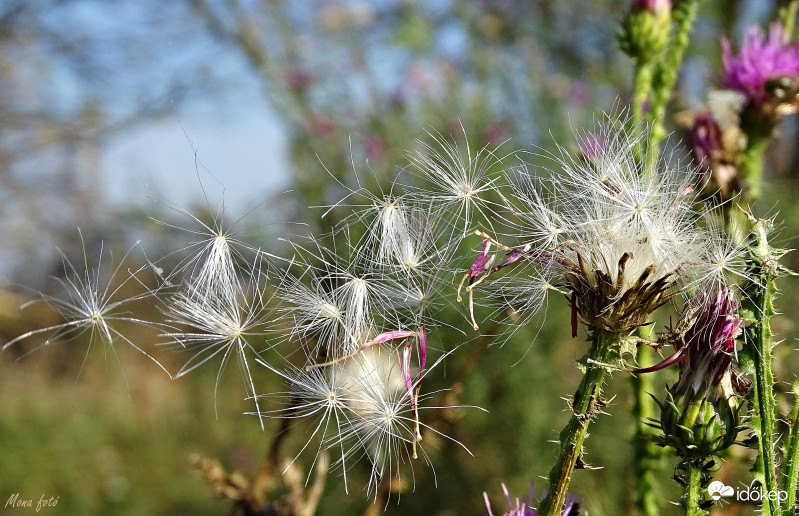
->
[631, 61, 659, 173]
[538, 330, 619, 516]
[742, 217, 782, 516]
[631, 341, 663, 516]
[780, 1, 799, 40]
[738, 133, 770, 202]
[647, 0, 701, 148]
[632, 60, 653, 139]
[684, 460, 708, 516]
[781, 379, 799, 509]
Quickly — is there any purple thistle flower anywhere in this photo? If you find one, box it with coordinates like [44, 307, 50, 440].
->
[484, 482, 586, 516]
[644, 288, 746, 461]
[722, 22, 799, 106]
[635, 287, 743, 399]
[673, 287, 742, 398]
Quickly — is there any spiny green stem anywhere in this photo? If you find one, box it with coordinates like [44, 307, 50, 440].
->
[538, 330, 619, 516]
[684, 460, 708, 516]
[647, 0, 701, 147]
[781, 379, 799, 509]
[742, 217, 782, 516]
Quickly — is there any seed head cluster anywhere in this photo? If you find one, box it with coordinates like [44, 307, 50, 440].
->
[459, 117, 748, 335]
[4, 112, 749, 504]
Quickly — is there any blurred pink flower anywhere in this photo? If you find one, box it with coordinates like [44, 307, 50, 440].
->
[286, 67, 311, 92]
[363, 134, 387, 159]
[308, 113, 335, 138]
[482, 122, 509, 146]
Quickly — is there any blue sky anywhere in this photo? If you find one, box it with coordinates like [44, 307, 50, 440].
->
[101, 112, 290, 214]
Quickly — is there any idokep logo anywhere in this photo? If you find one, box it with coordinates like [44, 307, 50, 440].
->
[707, 481, 734, 501]
[707, 480, 788, 505]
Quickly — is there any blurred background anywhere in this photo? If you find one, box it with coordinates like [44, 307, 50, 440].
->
[1, 0, 798, 514]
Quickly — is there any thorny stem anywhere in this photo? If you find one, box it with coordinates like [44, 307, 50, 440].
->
[741, 217, 782, 516]
[647, 0, 701, 148]
[781, 379, 799, 508]
[685, 460, 708, 516]
[538, 329, 619, 516]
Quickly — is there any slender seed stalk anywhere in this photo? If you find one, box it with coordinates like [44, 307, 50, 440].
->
[741, 216, 783, 516]
[538, 330, 619, 516]
[684, 460, 708, 516]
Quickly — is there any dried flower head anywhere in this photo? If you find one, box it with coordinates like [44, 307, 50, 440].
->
[686, 110, 744, 199]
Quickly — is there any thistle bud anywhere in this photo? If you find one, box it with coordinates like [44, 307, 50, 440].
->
[619, 0, 672, 63]
[655, 375, 741, 459]
[649, 288, 745, 458]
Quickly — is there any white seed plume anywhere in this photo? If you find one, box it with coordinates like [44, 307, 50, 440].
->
[162, 254, 273, 428]
[407, 129, 512, 237]
[4, 236, 169, 377]
[258, 344, 473, 500]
